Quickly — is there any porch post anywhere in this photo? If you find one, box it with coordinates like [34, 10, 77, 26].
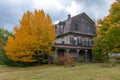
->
[55, 48, 58, 58]
[65, 49, 69, 56]
[76, 50, 80, 60]
[85, 50, 88, 63]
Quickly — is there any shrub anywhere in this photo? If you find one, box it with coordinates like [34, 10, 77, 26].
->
[102, 54, 110, 62]
[0, 51, 49, 67]
[115, 57, 120, 63]
[54, 55, 75, 67]
[92, 53, 110, 63]
[101, 62, 116, 68]
[0, 52, 32, 67]
[78, 55, 84, 63]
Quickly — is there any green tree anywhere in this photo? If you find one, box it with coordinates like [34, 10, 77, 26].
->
[0, 28, 11, 48]
[106, 0, 120, 53]
[0, 28, 12, 64]
[93, 0, 120, 62]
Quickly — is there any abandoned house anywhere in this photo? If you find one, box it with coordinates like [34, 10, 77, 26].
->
[54, 13, 96, 62]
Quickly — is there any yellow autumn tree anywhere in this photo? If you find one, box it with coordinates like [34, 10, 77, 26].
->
[4, 10, 56, 63]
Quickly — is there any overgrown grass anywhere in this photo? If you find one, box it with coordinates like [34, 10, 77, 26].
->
[0, 63, 120, 80]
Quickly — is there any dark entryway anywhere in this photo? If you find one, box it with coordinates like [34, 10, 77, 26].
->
[57, 49, 66, 57]
[87, 50, 93, 61]
[79, 50, 85, 62]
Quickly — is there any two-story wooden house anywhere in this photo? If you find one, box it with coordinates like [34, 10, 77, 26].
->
[54, 12, 96, 62]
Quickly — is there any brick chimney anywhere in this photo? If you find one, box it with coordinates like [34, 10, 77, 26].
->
[68, 14, 71, 20]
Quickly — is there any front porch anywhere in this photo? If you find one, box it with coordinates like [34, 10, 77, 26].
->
[54, 43, 93, 62]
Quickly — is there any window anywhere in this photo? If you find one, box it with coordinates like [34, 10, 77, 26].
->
[88, 39, 91, 46]
[61, 38, 65, 44]
[70, 37, 74, 45]
[86, 39, 88, 46]
[89, 39, 94, 46]
[74, 37, 77, 45]
[77, 37, 82, 45]
[75, 23, 78, 31]
[70, 37, 77, 45]
[62, 41, 64, 44]
[87, 26, 90, 34]
[82, 38, 85, 46]
[79, 38, 82, 46]
[81, 19, 84, 21]
[59, 21, 64, 34]
[60, 25, 64, 33]
[77, 38, 79, 45]
[91, 39, 94, 45]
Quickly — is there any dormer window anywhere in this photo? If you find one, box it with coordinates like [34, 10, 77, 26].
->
[59, 21, 64, 34]
[87, 26, 90, 34]
[75, 23, 78, 31]
[61, 25, 64, 33]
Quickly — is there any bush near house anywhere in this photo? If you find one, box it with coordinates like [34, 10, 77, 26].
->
[54, 55, 75, 67]
[115, 57, 120, 63]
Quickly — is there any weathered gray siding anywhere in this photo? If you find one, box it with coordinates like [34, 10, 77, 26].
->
[55, 13, 96, 37]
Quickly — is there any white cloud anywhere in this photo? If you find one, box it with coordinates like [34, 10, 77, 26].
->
[0, 0, 115, 32]
[33, 0, 64, 11]
[66, 1, 83, 16]
[2, 24, 14, 32]
[32, 0, 67, 22]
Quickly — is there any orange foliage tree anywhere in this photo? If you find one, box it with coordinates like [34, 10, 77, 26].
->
[4, 10, 56, 63]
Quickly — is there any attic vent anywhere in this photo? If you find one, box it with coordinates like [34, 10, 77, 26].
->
[81, 19, 84, 21]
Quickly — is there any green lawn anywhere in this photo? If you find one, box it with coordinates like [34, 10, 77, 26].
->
[0, 63, 120, 80]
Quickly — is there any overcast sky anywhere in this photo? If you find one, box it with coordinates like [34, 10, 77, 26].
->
[0, 0, 115, 32]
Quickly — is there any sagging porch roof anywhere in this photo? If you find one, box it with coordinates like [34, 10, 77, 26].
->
[54, 43, 92, 50]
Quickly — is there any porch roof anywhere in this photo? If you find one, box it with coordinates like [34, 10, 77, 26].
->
[54, 43, 92, 50]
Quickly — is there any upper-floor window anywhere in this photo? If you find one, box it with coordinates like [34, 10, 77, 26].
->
[70, 37, 74, 45]
[70, 37, 77, 45]
[61, 25, 64, 33]
[75, 23, 78, 31]
[62, 40, 64, 44]
[89, 39, 94, 46]
[58, 21, 64, 34]
[77, 37, 82, 46]
[87, 25, 90, 34]
[77, 38, 79, 45]
[82, 38, 85, 46]
[62, 37, 64, 44]
[86, 38, 88, 46]
[74, 37, 77, 45]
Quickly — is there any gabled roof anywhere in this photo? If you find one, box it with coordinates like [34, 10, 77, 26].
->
[71, 12, 95, 25]
[81, 12, 95, 25]
[55, 12, 96, 37]
[56, 12, 94, 25]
